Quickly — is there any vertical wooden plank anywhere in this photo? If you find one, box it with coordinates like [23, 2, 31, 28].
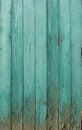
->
[23, 0, 36, 130]
[71, 0, 82, 129]
[81, 2, 82, 129]
[0, 0, 11, 129]
[11, 0, 23, 129]
[35, 0, 47, 129]
[47, 0, 59, 129]
[59, 0, 71, 129]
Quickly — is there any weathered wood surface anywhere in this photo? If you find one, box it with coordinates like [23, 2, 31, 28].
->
[47, 0, 59, 129]
[59, 0, 71, 129]
[23, 0, 35, 129]
[71, 0, 82, 129]
[11, 0, 23, 129]
[35, 0, 47, 129]
[0, 0, 82, 129]
[0, 0, 11, 129]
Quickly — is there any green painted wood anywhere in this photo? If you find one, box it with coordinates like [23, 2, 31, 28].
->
[59, 0, 72, 129]
[23, 0, 36, 129]
[35, 0, 47, 129]
[0, 0, 11, 129]
[71, 0, 82, 129]
[47, 0, 59, 129]
[11, 0, 23, 129]
[0, 0, 82, 130]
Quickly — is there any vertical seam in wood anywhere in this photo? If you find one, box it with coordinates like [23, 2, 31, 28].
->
[22, 0, 24, 129]
[11, 0, 13, 129]
[34, 0, 36, 129]
[69, 0, 72, 125]
[58, 0, 60, 129]
[46, 0, 48, 129]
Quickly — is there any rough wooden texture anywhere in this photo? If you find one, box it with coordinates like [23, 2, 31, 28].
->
[71, 0, 82, 129]
[0, 0, 11, 129]
[11, 0, 23, 129]
[35, 0, 47, 129]
[0, 0, 82, 130]
[47, 0, 59, 129]
[23, 0, 36, 129]
[59, 0, 72, 129]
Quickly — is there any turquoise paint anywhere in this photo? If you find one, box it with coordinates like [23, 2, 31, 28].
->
[23, 0, 35, 129]
[35, 0, 47, 128]
[71, 0, 82, 126]
[47, 0, 59, 129]
[0, 0, 82, 129]
[0, 0, 11, 129]
[11, 0, 23, 129]
[59, 0, 71, 120]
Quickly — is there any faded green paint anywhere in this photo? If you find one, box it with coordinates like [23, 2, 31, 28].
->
[71, 0, 82, 129]
[59, 0, 71, 129]
[35, 0, 47, 129]
[47, 0, 59, 129]
[0, 0, 11, 129]
[0, 0, 82, 129]
[23, 0, 36, 129]
[11, 0, 23, 129]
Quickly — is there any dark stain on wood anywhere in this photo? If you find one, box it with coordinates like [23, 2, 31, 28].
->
[81, 47, 82, 58]
[58, 35, 62, 46]
[81, 112, 82, 130]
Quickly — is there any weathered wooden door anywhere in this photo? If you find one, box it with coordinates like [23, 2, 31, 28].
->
[0, 0, 82, 130]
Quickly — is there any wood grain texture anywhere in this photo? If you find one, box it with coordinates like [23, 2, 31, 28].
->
[47, 0, 59, 129]
[0, 0, 11, 129]
[11, 0, 23, 129]
[23, 0, 36, 129]
[35, 0, 47, 129]
[71, 0, 82, 129]
[59, 0, 72, 129]
[0, 0, 82, 130]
